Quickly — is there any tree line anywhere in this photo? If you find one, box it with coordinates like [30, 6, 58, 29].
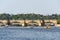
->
[0, 13, 60, 23]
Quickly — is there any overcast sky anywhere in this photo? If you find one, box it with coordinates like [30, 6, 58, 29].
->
[0, 0, 60, 15]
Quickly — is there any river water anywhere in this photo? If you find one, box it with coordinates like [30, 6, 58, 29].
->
[0, 26, 60, 40]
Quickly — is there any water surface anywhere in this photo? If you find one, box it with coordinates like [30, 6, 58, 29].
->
[0, 26, 60, 40]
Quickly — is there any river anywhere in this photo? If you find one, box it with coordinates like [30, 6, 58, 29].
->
[0, 26, 60, 40]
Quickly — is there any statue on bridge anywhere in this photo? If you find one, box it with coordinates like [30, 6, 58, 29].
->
[41, 18, 45, 26]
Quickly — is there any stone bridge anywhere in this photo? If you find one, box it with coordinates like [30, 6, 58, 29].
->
[0, 19, 57, 26]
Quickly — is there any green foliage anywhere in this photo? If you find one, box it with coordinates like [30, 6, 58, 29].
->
[57, 17, 60, 23]
[0, 13, 59, 20]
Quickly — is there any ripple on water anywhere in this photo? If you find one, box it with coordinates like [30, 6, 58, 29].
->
[0, 26, 60, 40]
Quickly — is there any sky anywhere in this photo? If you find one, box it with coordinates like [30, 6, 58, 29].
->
[0, 0, 60, 15]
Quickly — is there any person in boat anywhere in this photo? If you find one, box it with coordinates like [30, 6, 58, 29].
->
[44, 25, 50, 29]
